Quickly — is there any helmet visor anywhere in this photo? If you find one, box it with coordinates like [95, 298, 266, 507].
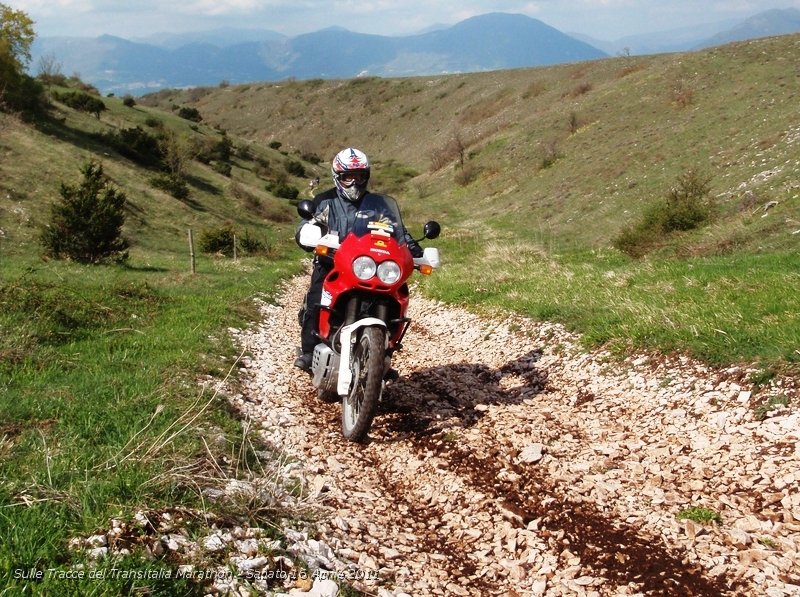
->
[337, 170, 369, 188]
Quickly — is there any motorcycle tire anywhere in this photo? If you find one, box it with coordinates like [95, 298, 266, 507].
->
[341, 326, 384, 442]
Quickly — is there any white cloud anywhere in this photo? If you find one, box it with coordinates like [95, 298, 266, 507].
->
[8, 0, 800, 40]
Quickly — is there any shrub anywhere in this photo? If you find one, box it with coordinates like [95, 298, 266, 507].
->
[539, 139, 562, 169]
[150, 173, 189, 199]
[285, 159, 306, 177]
[177, 106, 202, 122]
[300, 152, 322, 165]
[122, 95, 136, 107]
[52, 90, 106, 118]
[41, 162, 129, 263]
[212, 161, 232, 177]
[238, 229, 268, 255]
[613, 169, 714, 257]
[661, 169, 713, 232]
[192, 135, 233, 164]
[267, 182, 299, 200]
[106, 126, 165, 169]
[454, 164, 480, 187]
[268, 141, 282, 150]
[199, 224, 235, 256]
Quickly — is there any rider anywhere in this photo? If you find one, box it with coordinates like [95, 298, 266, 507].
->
[294, 147, 423, 371]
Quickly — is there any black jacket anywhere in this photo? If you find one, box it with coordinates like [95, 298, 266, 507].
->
[296, 188, 423, 258]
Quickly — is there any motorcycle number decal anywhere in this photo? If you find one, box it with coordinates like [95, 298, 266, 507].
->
[321, 290, 333, 307]
[368, 221, 393, 236]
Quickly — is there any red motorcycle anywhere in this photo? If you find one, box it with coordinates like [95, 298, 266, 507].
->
[296, 195, 441, 442]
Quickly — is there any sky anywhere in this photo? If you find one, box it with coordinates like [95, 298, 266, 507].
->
[5, 0, 800, 42]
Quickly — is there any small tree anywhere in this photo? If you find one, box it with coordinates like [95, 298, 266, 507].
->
[41, 162, 129, 263]
[0, 4, 44, 114]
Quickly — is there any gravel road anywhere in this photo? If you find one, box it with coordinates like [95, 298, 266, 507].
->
[230, 274, 800, 597]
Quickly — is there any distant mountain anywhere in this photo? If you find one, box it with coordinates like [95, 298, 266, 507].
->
[695, 8, 800, 48]
[571, 19, 741, 56]
[30, 13, 606, 96]
[571, 8, 800, 56]
[133, 27, 286, 50]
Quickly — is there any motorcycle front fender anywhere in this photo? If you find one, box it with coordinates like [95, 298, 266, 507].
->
[337, 317, 388, 396]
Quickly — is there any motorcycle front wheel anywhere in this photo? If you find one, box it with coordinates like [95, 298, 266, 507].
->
[341, 326, 385, 442]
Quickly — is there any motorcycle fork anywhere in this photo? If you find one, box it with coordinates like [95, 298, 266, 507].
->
[345, 297, 390, 361]
[345, 296, 389, 326]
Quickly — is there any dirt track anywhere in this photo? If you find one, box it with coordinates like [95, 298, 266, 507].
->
[233, 275, 800, 596]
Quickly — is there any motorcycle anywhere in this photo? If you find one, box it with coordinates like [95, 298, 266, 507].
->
[296, 194, 441, 442]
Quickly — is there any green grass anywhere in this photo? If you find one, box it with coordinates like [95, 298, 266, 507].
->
[754, 395, 792, 421]
[424, 228, 800, 371]
[676, 507, 723, 526]
[0, 251, 302, 594]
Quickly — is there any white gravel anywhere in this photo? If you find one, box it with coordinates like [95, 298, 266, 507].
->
[228, 274, 800, 596]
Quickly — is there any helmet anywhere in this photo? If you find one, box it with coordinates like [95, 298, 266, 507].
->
[331, 147, 370, 202]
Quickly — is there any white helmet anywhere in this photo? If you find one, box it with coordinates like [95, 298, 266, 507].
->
[331, 147, 370, 202]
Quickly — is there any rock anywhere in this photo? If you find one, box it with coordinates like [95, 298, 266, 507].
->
[88, 547, 108, 559]
[86, 534, 107, 548]
[203, 534, 227, 552]
[682, 519, 707, 541]
[518, 443, 545, 464]
[237, 556, 268, 571]
[724, 528, 751, 549]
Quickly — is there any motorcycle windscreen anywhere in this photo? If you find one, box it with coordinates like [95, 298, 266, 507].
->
[351, 194, 407, 245]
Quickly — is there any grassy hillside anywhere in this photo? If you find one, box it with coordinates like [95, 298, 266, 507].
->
[0, 86, 317, 593]
[0, 89, 318, 259]
[143, 34, 800, 371]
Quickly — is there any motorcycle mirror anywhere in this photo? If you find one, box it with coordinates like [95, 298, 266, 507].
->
[423, 221, 441, 240]
[297, 200, 314, 220]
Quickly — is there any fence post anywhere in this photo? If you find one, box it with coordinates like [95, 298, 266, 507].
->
[188, 228, 196, 274]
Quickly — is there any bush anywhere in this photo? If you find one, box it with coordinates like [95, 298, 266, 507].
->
[105, 126, 165, 169]
[150, 173, 189, 199]
[238, 229, 268, 255]
[300, 152, 322, 165]
[199, 224, 235, 256]
[613, 169, 714, 257]
[177, 106, 202, 122]
[122, 95, 136, 107]
[268, 141, 282, 150]
[266, 182, 299, 200]
[41, 162, 129, 263]
[52, 90, 106, 118]
[285, 159, 305, 177]
[192, 135, 233, 164]
[198, 226, 267, 257]
[454, 164, 480, 187]
[212, 161, 232, 177]
[661, 169, 713, 232]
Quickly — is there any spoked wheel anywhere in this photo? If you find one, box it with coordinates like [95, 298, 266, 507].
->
[341, 327, 385, 442]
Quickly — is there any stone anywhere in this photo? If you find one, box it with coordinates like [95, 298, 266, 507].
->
[518, 444, 545, 464]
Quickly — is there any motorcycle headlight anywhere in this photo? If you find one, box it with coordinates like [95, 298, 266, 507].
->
[352, 256, 377, 280]
[377, 260, 402, 284]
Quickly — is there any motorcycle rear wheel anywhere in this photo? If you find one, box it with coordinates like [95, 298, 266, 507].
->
[341, 327, 384, 442]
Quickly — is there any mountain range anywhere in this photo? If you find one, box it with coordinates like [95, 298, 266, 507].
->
[29, 9, 800, 96]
